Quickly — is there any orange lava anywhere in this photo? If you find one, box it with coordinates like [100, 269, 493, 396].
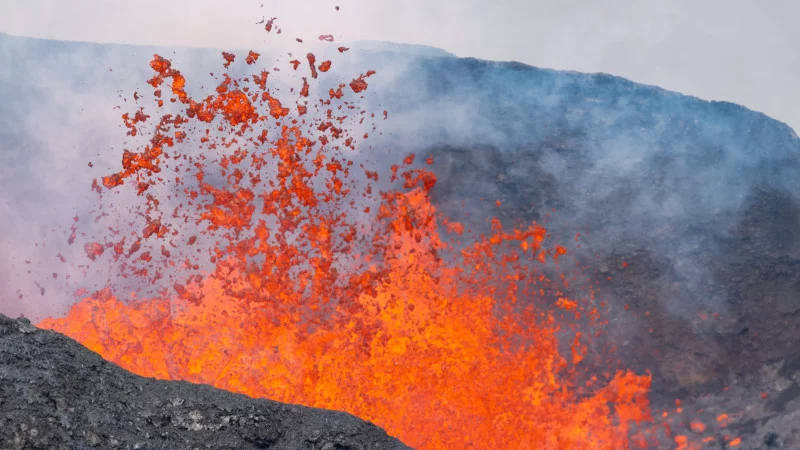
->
[38, 47, 665, 449]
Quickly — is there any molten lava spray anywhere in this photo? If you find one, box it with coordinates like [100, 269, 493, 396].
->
[37, 44, 680, 449]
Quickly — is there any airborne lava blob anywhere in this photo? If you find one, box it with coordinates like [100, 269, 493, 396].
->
[39, 49, 669, 449]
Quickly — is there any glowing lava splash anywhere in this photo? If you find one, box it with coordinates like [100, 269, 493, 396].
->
[38, 43, 674, 449]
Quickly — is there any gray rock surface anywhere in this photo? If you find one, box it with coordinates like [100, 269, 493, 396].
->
[0, 314, 410, 450]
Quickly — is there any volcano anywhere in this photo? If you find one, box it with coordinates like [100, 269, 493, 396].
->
[2, 32, 800, 449]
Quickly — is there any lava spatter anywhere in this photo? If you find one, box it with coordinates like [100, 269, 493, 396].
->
[245, 51, 260, 65]
[348, 70, 377, 95]
[38, 40, 686, 449]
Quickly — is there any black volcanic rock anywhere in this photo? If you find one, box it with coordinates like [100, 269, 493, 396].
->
[0, 314, 409, 450]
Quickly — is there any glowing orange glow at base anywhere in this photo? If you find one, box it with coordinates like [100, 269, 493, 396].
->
[42, 192, 653, 448]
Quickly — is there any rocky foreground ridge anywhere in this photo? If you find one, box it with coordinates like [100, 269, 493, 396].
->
[0, 314, 409, 450]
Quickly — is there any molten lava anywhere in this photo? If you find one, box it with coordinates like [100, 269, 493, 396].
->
[37, 46, 689, 449]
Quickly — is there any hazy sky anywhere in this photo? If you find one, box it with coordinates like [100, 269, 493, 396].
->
[1, 0, 799, 132]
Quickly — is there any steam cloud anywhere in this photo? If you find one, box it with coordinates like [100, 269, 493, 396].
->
[1, 32, 799, 352]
